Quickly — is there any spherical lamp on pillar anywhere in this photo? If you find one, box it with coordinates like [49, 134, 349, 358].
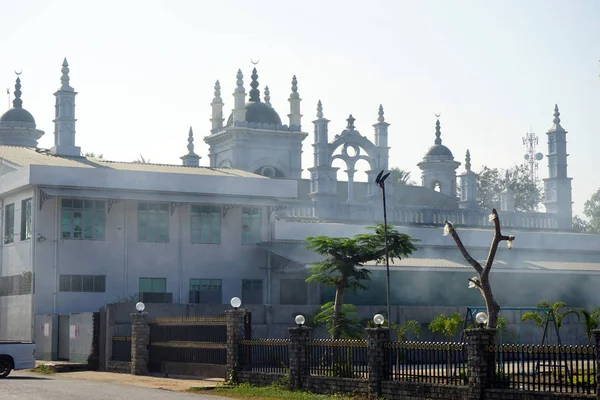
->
[373, 313, 385, 327]
[135, 302, 145, 314]
[295, 315, 306, 328]
[230, 297, 242, 310]
[475, 312, 489, 329]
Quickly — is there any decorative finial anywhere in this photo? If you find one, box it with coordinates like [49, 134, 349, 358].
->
[465, 149, 471, 171]
[235, 69, 244, 92]
[187, 127, 195, 154]
[290, 75, 299, 99]
[213, 80, 222, 102]
[316, 100, 323, 119]
[264, 85, 271, 106]
[553, 104, 561, 125]
[13, 77, 22, 109]
[61, 58, 72, 90]
[377, 104, 385, 123]
[249, 67, 260, 102]
[346, 114, 356, 130]
[434, 119, 442, 145]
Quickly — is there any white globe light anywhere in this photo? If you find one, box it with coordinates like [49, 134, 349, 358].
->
[373, 314, 385, 326]
[475, 312, 489, 325]
[230, 297, 242, 309]
[135, 302, 145, 312]
[295, 315, 306, 326]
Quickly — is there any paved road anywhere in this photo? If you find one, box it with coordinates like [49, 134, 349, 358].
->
[2, 371, 229, 400]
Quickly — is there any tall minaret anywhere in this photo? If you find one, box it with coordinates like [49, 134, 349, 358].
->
[210, 80, 223, 133]
[373, 104, 390, 172]
[543, 104, 573, 230]
[51, 58, 81, 156]
[288, 75, 302, 131]
[181, 127, 201, 167]
[232, 69, 246, 124]
[458, 150, 479, 209]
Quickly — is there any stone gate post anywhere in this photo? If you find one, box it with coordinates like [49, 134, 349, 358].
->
[288, 326, 312, 390]
[130, 312, 149, 375]
[366, 327, 390, 400]
[465, 328, 496, 400]
[226, 309, 245, 381]
[592, 329, 600, 400]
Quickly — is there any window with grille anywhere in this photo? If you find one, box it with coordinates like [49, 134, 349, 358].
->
[61, 199, 106, 240]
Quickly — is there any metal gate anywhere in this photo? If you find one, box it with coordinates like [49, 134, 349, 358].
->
[58, 315, 70, 360]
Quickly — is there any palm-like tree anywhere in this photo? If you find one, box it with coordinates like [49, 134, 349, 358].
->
[521, 301, 580, 344]
[133, 154, 151, 164]
[390, 167, 415, 185]
[580, 308, 600, 345]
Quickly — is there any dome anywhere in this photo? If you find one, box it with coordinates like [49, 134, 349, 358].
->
[425, 144, 453, 158]
[227, 101, 282, 126]
[0, 108, 36, 125]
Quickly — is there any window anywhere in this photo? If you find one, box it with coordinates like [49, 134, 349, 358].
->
[139, 277, 167, 293]
[280, 279, 307, 305]
[242, 279, 263, 304]
[242, 207, 261, 245]
[138, 203, 169, 243]
[59, 275, 105, 292]
[191, 205, 221, 244]
[189, 279, 222, 304]
[61, 199, 106, 240]
[21, 198, 32, 241]
[0, 273, 32, 296]
[4, 203, 14, 244]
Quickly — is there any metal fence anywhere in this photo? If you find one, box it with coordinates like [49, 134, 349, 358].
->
[111, 336, 131, 362]
[385, 341, 467, 385]
[489, 344, 597, 395]
[307, 339, 369, 379]
[239, 339, 290, 373]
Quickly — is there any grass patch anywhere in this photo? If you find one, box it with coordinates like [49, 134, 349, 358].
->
[188, 383, 363, 400]
[30, 364, 56, 374]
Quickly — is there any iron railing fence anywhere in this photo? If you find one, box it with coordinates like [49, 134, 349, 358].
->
[307, 339, 369, 379]
[239, 339, 290, 373]
[490, 344, 597, 395]
[385, 341, 467, 385]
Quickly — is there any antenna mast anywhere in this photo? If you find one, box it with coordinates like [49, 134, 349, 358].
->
[522, 127, 543, 181]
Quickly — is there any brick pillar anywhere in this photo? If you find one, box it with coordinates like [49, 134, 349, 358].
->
[226, 309, 245, 381]
[288, 326, 312, 391]
[130, 312, 149, 375]
[465, 328, 496, 400]
[593, 329, 600, 400]
[366, 327, 390, 400]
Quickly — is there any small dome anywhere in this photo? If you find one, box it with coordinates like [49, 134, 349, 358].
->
[0, 108, 36, 125]
[425, 144, 453, 158]
[227, 101, 282, 126]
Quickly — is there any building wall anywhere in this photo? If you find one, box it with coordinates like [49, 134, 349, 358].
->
[0, 188, 34, 340]
[34, 197, 271, 318]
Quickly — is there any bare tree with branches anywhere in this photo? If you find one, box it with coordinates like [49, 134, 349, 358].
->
[444, 209, 514, 329]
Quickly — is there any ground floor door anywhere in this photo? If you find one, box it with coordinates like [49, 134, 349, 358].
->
[58, 315, 70, 360]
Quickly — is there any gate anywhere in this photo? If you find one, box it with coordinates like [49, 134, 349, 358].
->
[148, 314, 244, 378]
[58, 315, 70, 360]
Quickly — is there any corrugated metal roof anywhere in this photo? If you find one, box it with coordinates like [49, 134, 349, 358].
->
[525, 261, 600, 272]
[0, 146, 266, 178]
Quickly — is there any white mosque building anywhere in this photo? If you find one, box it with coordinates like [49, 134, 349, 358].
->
[0, 59, 597, 343]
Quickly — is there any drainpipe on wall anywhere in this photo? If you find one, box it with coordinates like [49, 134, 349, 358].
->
[178, 207, 183, 304]
[53, 197, 59, 315]
[30, 189, 38, 342]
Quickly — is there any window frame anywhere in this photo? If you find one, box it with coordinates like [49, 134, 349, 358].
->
[241, 207, 262, 245]
[58, 275, 106, 293]
[61, 198, 106, 241]
[4, 203, 14, 244]
[21, 198, 32, 241]
[137, 203, 170, 243]
[139, 277, 167, 293]
[190, 205, 221, 244]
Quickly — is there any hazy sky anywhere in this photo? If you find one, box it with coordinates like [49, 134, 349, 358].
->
[1, 0, 599, 215]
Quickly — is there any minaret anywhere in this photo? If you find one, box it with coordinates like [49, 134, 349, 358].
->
[288, 75, 302, 131]
[181, 127, 201, 167]
[458, 150, 479, 209]
[543, 104, 573, 230]
[309, 101, 338, 216]
[264, 85, 271, 107]
[51, 58, 81, 156]
[210, 80, 224, 133]
[232, 69, 246, 124]
[248, 67, 260, 102]
[368, 105, 392, 201]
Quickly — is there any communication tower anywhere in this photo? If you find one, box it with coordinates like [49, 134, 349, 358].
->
[523, 127, 543, 181]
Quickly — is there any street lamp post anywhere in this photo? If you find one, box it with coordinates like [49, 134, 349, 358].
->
[375, 170, 391, 325]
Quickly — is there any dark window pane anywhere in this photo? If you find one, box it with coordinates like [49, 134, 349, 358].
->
[61, 199, 73, 208]
[95, 276, 106, 292]
[71, 276, 83, 292]
[82, 276, 94, 292]
[59, 275, 71, 292]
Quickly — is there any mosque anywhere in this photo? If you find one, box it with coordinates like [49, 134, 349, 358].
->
[0, 59, 597, 345]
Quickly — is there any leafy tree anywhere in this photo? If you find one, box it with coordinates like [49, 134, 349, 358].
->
[477, 164, 543, 211]
[572, 215, 591, 233]
[390, 167, 416, 185]
[444, 209, 514, 329]
[580, 308, 600, 345]
[306, 224, 418, 339]
[84, 152, 104, 159]
[429, 312, 464, 341]
[314, 302, 362, 339]
[521, 301, 580, 343]
[393, 320, 422, 342]
[583, 187, 600, 233]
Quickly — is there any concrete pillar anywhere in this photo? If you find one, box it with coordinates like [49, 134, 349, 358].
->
[226, 309, 245, 381]
[366, 327, 390, 400]
[465, 328, 496, 400]
[288, 326, 312, 390]
[130, 312, 149, 375]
